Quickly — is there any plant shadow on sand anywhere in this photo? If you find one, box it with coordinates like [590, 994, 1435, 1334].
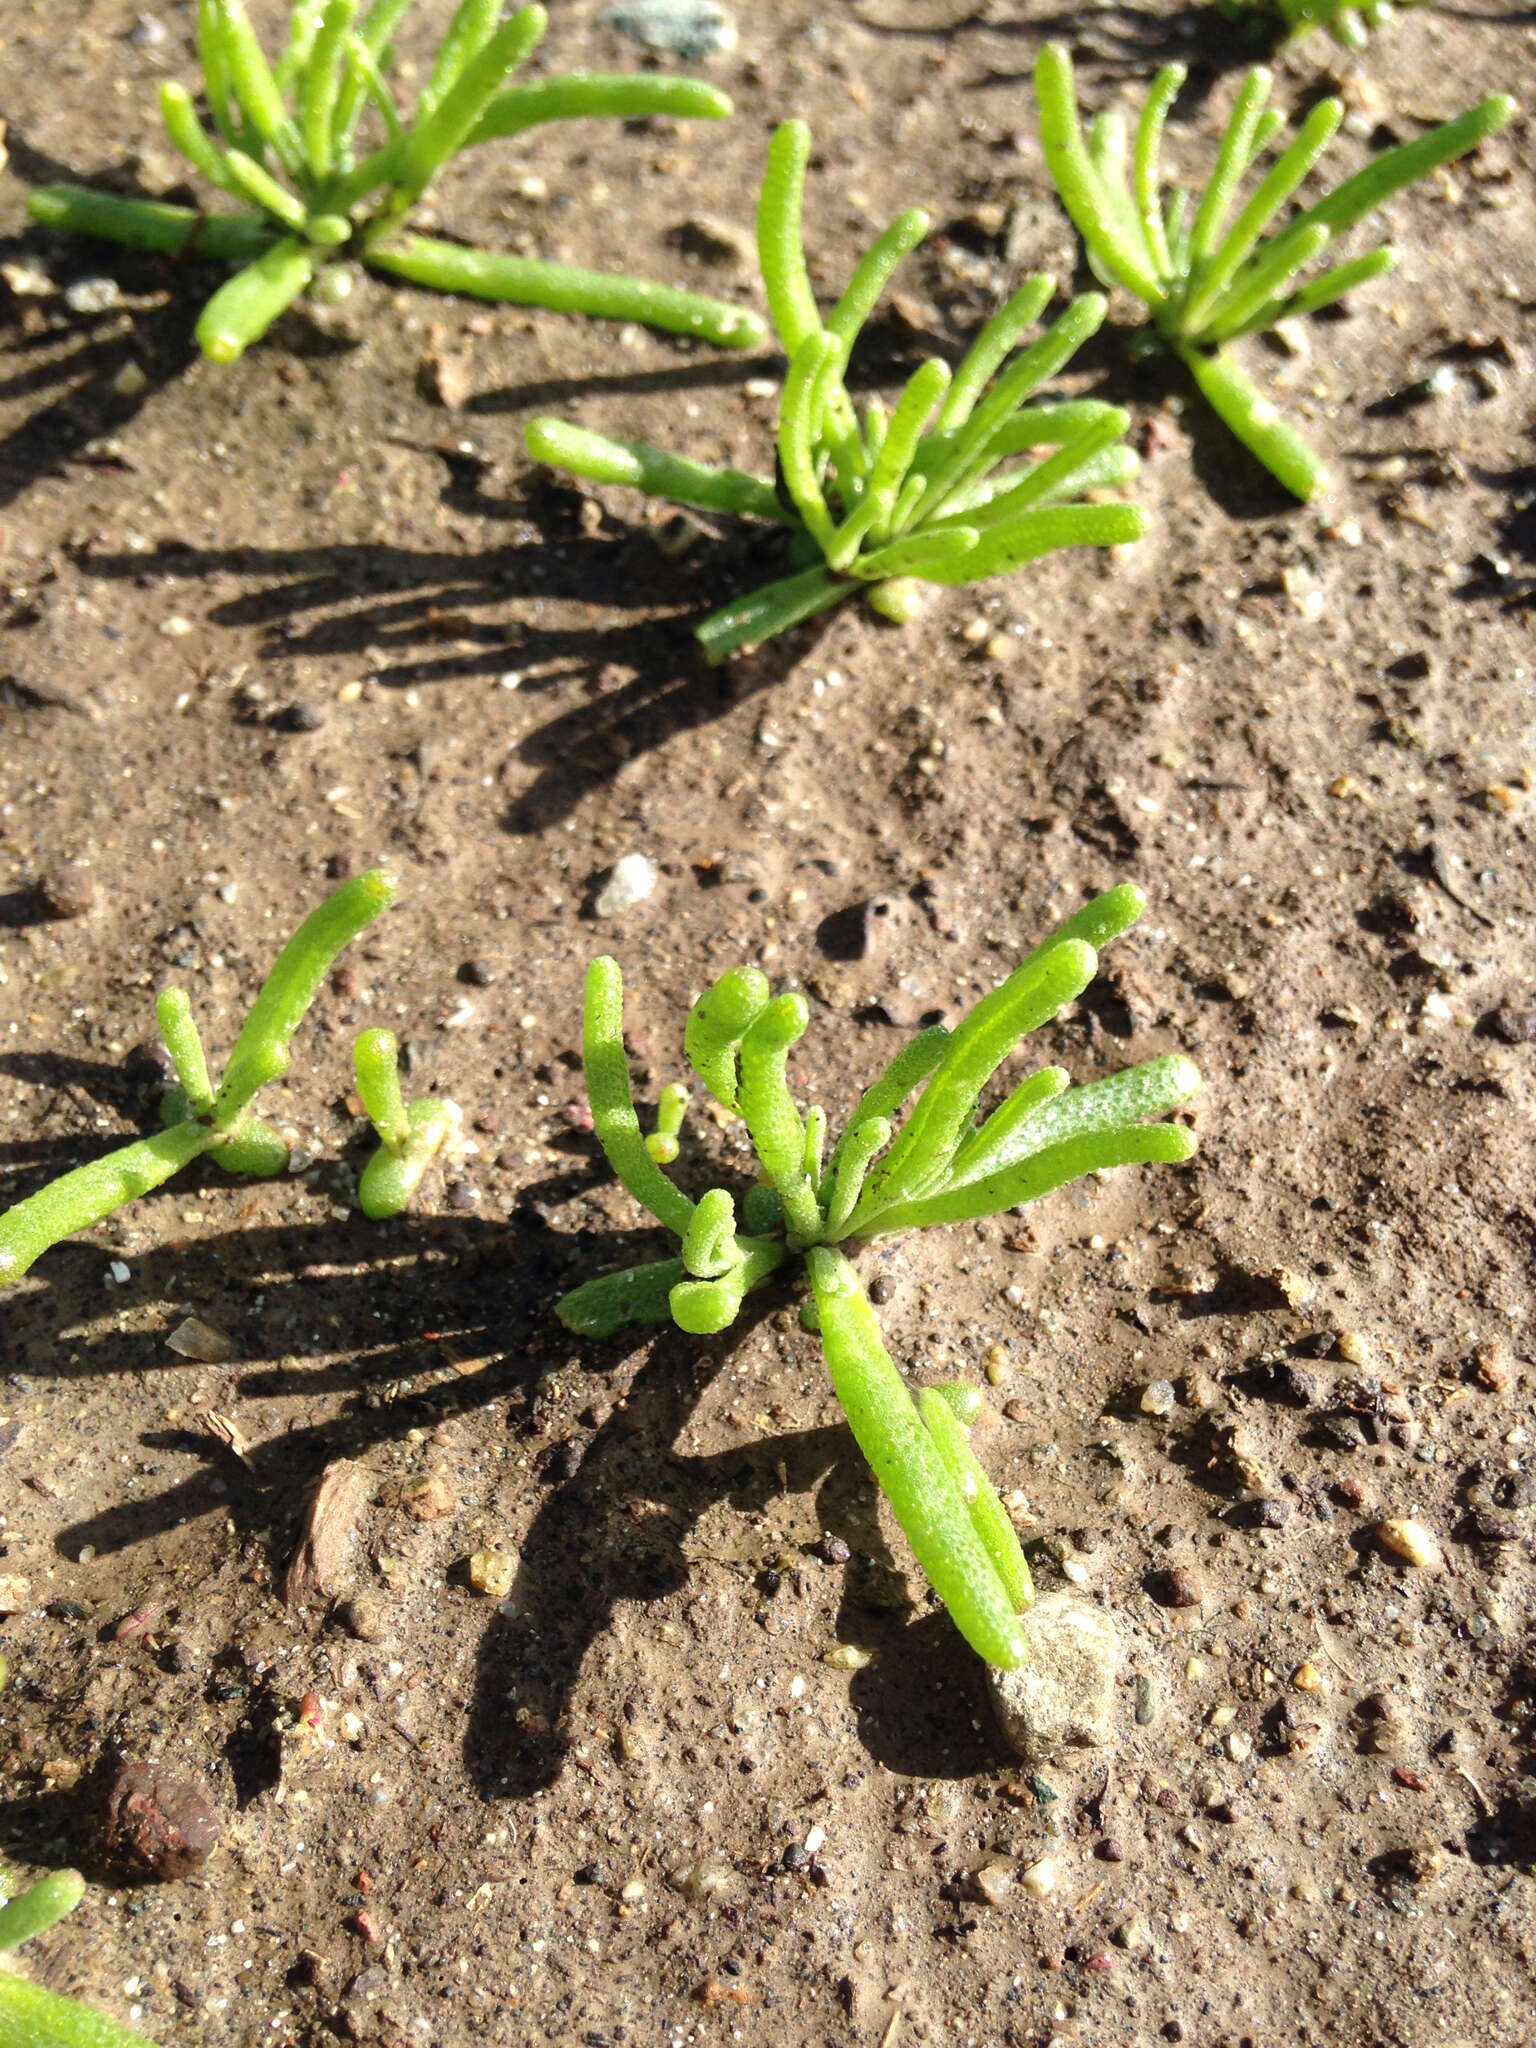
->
[2, 1148, 1001, 1808]
[75, 451, 839, 835]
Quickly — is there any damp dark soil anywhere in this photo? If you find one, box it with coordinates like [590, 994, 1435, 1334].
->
[2, 3, 1535, 2044]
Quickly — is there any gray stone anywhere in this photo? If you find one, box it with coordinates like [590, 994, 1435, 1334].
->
[601, 0, 736, 60]
[986, 1591, 1121, 1764]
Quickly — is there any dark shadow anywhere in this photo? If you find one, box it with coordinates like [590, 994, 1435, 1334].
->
[1457, 462, 1536, 609]
[468, 1305, 1003, 1798]
[463, 351, 783, 416]
[8, 1190, 1011, 1798]
[74, 457, 844, 830]
[0, 129, 217, 511]
[850, 0, 1257, 86]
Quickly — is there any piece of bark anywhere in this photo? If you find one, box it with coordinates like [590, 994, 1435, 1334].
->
[285, 1458, 370, 1609]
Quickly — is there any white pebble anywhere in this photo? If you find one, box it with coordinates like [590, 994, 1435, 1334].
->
[593, 853, 658, 918]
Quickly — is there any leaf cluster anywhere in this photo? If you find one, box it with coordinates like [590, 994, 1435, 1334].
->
[557, 884, 1200, 1668]
[1035, 44, 1513, 499]
[26, 0, 765, 362]
[0, 872, 455, 1286]
[527, 119, 1148, 661]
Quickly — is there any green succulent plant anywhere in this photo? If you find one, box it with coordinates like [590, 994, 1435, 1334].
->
[1034, 43, 1514, 499]
[1217, 0, 1424, 50]
[527, 119, 1148, 661]
[0, 871, 454, 1284]
[25, 0, 766, 361]
[0, 1869, 160, 2046]
[557, 883, 1201, 1668]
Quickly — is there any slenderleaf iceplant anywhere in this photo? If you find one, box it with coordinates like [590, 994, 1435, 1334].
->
[0, 870, 454, 1284]
[0, 1867, 159, 2047]
[526, 119, 1148, 661]
[26, 0, 766, 361]
[1034, 44, 1513, 499]
[1216, 0, 1424, 51]
[557, 882, 1201, 1667]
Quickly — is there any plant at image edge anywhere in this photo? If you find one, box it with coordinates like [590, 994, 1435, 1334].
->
[526, 119, 1147, 661]
[25, 0, 766, 361]
[1215, 0, 1425, 51]
[557, 883, 1201, 1668]
[0, 870, 456, 1284]
[1034, 44, 1514, 499]
[0, 1867, 160, 2047]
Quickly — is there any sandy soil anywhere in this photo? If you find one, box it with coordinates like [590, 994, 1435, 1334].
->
[1, 2, 1535, 2044]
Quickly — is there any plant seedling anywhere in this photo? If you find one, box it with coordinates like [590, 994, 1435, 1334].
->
[1217, 0, 1423, 50]
[0, 1868, 160, 2046]
[25, 0, 766, 361]
[557, 883, 1201, 1667]
[0, 870, 399, 1284]
[353, 1026, 461, 1219]
[1034, 44, 1514, 499]
[526, 119, 1148, 661]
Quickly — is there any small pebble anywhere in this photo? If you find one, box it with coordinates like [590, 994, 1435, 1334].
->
[1096, 1837, 1125, 1863]
[1019, 1856, 1057, 1900]
[969, 1859, 1016, 1907]
[39, 863, 96, 919]
[64, 276, 122, 314]
[1373, 1518, 1441, 1570]
[1140, 1378, 1177, 1417]
[1155, 1566, 1203, 1609]
[165, 1316, 234, 1364]
[277, 701, 326, 734]
[667, 1859, 738, 1902]
[458, 959, 497, 986]
[594, 853, 658, 918]
[1291, 1662, 1326, 1692]
[467, 1549, 516, 1598]
[600, 0, 736, 60]
[107, 1763, 221, 1880]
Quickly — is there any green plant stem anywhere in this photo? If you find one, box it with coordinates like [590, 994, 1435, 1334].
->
[0, 1122, 214, 1285]
[0, 1970, 163, 2047]
[583, 959, 696, 1238]
[808, 1248, 1026, 1669]
[916, 1389, 1034, 1610]
[353, 1027, 410, 1147]
[364, 234, 767, 348]
[24, 186, 275, 261]
[695, 564, 851, 663]
[556, 1257, 688, 1339]
[0, 1872, 85, 1952]
[194, 234, 319, 363]
[155, 989, 215, 1116]
[216, 869, 396, 1117]
[524, 421, 786, 523]
[1178, 343, 1327, 500]
[470, 73, 733, 143]
[669, 1236, 788, 1333]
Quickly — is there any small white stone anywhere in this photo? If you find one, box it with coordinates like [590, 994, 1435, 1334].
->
[1019, 1856, 1058, 1900]
[593, 854, 658, 917]
[987, 1592, 1121, 1764]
